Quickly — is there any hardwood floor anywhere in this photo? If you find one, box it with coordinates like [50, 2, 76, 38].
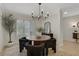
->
[1, 40, 79, 56]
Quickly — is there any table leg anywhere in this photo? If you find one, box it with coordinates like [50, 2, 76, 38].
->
[46, 48, 48, 56]
[42, 48, 45, 56]
[32, 41, 34, 45]
[44, 48, 48, 56]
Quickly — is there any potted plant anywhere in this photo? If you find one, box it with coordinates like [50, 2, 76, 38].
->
[2, 14, 16, 43]
[37, 27, 44, 33]
[36, 27, 44, 39]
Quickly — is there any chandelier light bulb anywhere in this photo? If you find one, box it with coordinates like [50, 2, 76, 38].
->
[41, 9, 43, 12]
[45, 15, 47, 17]
[32, 11, 34, 18]
[47, 12, 49, 14]
[32, 11, 34, 13]
[47, 12, 49, 16]
[41, 9, 43, 14]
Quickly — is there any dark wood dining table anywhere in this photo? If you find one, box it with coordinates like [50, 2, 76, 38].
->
[27, 35, 50, 45]
[26, 35, 50, 56]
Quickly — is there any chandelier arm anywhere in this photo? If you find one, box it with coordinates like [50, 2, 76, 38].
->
[39, 3, 41, 17]
[32, 3, 49, 20]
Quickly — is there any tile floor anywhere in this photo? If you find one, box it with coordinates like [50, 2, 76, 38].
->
[0, 40, 79, 56]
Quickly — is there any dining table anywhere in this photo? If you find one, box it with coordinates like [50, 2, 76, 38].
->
[26, 35, 50, 56]
[27, 35, 50, 45]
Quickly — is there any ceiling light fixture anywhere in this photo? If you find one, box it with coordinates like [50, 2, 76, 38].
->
[32, 3, 49, 20]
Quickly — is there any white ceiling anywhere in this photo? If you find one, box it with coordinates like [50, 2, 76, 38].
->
[1, 3, 79, 17]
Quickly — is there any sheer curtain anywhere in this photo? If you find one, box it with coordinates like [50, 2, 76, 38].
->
[16, 20, 36, 39]
[24, 20, 30, 38]
[16, 20, 24, 38]
[30, 20, 36, 36]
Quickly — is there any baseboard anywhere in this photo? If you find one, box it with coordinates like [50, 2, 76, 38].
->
[0, 48, 3, 53]
[56, 43, 63, 52]
[64, 39, 77, 43]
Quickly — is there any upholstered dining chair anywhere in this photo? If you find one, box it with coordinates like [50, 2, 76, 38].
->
[45, 38, 56, 55]
[19, 37, 31, 52]
[27, 43, 45, 56]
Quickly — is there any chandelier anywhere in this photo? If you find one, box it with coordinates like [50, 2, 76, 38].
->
[32, 3, 49, 20]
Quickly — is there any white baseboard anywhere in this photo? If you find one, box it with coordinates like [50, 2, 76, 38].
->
[0, 48, 3, 53]
[64, 39, 75, 42]
[56, 43, 63, 52]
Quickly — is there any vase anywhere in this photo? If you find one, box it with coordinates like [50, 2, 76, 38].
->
[36, 32, 41, 36]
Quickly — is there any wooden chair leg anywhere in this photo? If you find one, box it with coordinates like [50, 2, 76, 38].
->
[20, 47, 23, 52]
[76, 39, 78, 43]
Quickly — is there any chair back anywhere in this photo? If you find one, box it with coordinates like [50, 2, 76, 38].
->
[45, 38, 56, 48]
[27, 43, 44, 56]
[19, 37, 31, 52]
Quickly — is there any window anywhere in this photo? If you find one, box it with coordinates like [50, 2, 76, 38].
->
[16, 20, 24, 38]
[16, 20, 36, 38]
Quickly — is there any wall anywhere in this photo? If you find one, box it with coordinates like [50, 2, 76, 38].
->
[0, 8, 19, 47]
[2, 27, 17, 47]
[0, 7, 4, 53]
[63, 15, 79, 42]
[43, 8, 63, 51]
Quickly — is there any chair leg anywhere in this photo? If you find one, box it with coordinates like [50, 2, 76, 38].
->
[42, 48, 45, 56]
[20, 49, 22, 52]
[20, 47, 23, 52]
[76, 39, 78, 43]
[54, 49, 56, 53]
[52, 48, 56, 53]
[45, 48, 48, 56]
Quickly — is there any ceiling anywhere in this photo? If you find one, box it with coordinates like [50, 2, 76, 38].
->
[1, 3, 79, 18]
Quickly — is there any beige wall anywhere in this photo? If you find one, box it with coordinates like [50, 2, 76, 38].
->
[0, 8, 4, 52]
